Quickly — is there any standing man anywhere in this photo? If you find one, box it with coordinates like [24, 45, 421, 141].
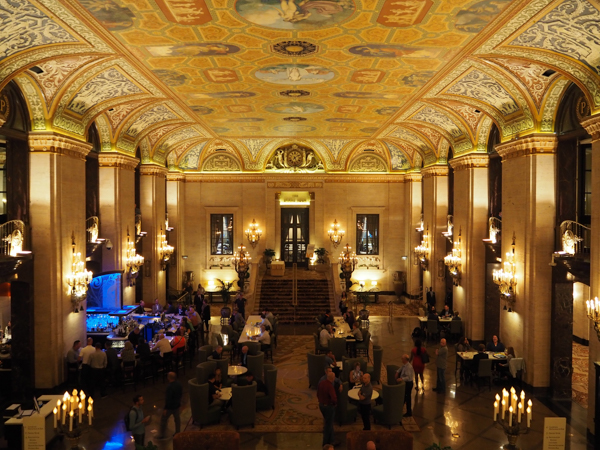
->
[66, 340, 82, 365]
[129, 395, 151, 446]
[358, 373, 373, 430]
[80, 338, 95, 393]
[88, 343, 107, 398]
[201, 298, 211, 333]
[157, 372, 182, 439]
[433, 338, 448, 393]
[235, 292, 247, 319]
[396, 354, 414, 417]
[317, 371, 337, 447]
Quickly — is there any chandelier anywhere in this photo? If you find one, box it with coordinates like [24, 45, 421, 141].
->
[328, 219, 345, 248]
[245, 219, 262, 248]
[444, 228, 461, 285]
[586, 297, 600, 342]
[339, 243, 358, 293]
[414, 226, 429, 269]
[67, 233, 93, 311]
[158, 226, 174, 270]
[125, 227, 144, 285]
[493, 233, 517, 311]
[232, 244, 251, 291]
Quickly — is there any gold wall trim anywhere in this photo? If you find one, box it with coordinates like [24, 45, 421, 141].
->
[581, 114, 600, 142]
[166, 172, 186, 182]
[139, 164, 168, 177]
[449, 153, 490, 171]
[403, 172, 423, 183]
[182, 173, 407, 183]
[98, 152, 139, 170]
[496, 134, 558, 161]
[28, 131, 92, 160]
[421, 165, 449, 178]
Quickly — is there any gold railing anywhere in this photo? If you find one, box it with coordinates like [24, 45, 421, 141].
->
[0, 220, 25, 256]
[558, 220, 590, 256]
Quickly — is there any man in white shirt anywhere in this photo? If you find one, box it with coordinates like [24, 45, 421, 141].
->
[156, 334, 172, 357]
[79, 338, 96, 393]
[320, 325, 333, 347]
[395, 354, 415, 417]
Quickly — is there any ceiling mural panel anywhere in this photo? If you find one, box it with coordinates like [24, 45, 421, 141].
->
[410, 106, 465, 139]
[179, 141, 208, 169]
[31, 55, 101, 102]
[382, 141, 410, 170]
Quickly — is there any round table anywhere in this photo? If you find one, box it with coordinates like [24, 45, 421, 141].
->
[228, 365, 248, 376]
[348, 387, 380, 401]
[219, 387, 232, 401]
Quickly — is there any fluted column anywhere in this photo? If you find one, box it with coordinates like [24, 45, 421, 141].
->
[98, 153, 138, 305]
[403, 172, 423, 298]
[421, 165, 449, 310]
[28, 132, 91, 388]
[449, 154, 489, 341]
[140, 165, 168, 303]
[167, 172, 186, 293]
[496, 134, 557, 389]
[581, 114, 600, 434]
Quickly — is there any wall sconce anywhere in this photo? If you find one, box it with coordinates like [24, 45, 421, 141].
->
[414, 225, 429, 270]
[328, 219, 345, 248]
[67, 232, 93, 312]
[493, 232, 517, 311]
[125, 227, 144, 286]
[158, 226, 174, 271]
[444, 227, 462, 285]
[586, 297, 600, 341]
[245, 219, 262, 248]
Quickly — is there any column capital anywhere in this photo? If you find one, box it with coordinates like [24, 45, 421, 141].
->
[139, 164, 168, 177]
[28, 132, 92, 160]
[496, 134, 557, 161]
[449, 153, 489, 171]
[403, 172, 422, 183]
[581, 114, 600, 142]
[98, 152, 139, 171]
[421, 164, 449, 178]
[166, 172, 185, 182]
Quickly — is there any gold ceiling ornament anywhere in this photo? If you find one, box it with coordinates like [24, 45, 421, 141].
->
[67, 232, 93, 313]
[493, 232, 517, 312]
[327, 219, 345, 248]
[245, 219, 262, 248]
[265, 144, 324, 172]
[444, 227, 462, 286]
[271, 41, 318, 57]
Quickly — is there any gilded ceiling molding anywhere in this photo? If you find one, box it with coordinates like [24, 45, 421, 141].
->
[97, 152, 139, 171]
[94, 114, 113, 152]
[403, 172, 423, 183]
[28, 131, 92, 160]
[348, 154, 389, 173]
[12, 74, 47, 132]
[185, 174, 265, 183]
[267, 181, 323, 188]
[495, 134, 558, 161]
[198, 139, 244, 169]
[474, 116, 494, 153]
[581, 114, 600, 142]
[539, 78, 570, 133]
[324, 175, 405, 183]
[201, 154, 241, 172]
[166, 173, 186, 182]
[182, 173, 405, 183]
[139, 164, 168, 177]
[421, 165, 449, 178]
[449, 154, 489, 171]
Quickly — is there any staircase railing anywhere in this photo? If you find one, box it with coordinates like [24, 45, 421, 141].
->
[0, 220, 25, 256]
[558, 220, 591, 256]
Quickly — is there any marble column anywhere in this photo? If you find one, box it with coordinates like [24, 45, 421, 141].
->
[581, 114, 600, 434]
[402, 172, 423, 299]
[98, 153, 138, 305]
[28, 132, 91, 388]
[140, 165, 168, 304]
[167, 172, 186, 293]
[421, 165, 449, 310]
[449, 154, 489, 341]
[496, 134, 557, 390]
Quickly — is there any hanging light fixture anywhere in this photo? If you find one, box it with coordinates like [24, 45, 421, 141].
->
[444, 227, 462, 285]
[158, 226, 174, 270]
[327, 219, 345, 248]
[245, 219, 262, 248]
[414, 225, 430, 270]
[125, 227, 144, 285]
[67, 232, 93, 312]
[493, 232, 517, 311]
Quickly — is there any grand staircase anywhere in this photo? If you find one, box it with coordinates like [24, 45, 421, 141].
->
[256, 271, 333, 324]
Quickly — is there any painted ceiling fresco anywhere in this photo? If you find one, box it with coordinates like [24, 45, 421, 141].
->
[0, 0, 600, 173]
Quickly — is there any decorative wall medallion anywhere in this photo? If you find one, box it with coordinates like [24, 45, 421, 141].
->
[79, 0, 135, 30]
[155, 0, 212, 25]
[349, 155, 387, 172]
[272, 41, 318, 57]
[204, 68, 239, 83]
[240, 126, 261, 132]
[454, 0, 511, 32]
[377, 0, 433, 27]
[576, 95, 591, 121]
[227, 105, 253, 113]
[202, 154, 241, 171]
[338, 105, 362, 114]
[402, 71, 435, 87]
[266, 102, 325, 114]
[351, 70, 385, 84]
[279, 90, 311, 97]
[224, 118, 264, 123]
[360, 127, 379, 134]
[190, 105, 214, 115]
[375, 106, 399, 115]
[265, 144, 324, 172]
[153, 69, 189, 86]
[349, 44, 440, 58]
[191, 91, 256, 98]
[255, 64, 335, 85]
[333, 92, 398, 99]
[283, 117, 307, 121]
[0, 94, 10, 123]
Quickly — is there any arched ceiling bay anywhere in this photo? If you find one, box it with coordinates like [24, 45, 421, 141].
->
[0, 0, 599, 172]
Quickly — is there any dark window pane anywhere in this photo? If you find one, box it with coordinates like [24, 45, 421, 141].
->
[356, 214, 379, 255]
[211, 214, 233, 255]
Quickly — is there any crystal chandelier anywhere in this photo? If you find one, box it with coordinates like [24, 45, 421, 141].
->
[328, 219, 345, 248]
[414, 226, 429, 269]
[67, 233, 93, 309]
[158, 226, 174, 270]
[444, 228, 461, 285]
[245, 219, 262, 248]
[493, 233, 517, 311]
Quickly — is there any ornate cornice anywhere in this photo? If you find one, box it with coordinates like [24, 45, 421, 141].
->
[403, 172, 423, 183]
[496, 134, 557, 161]
[324, 175, 404, 183]
[421, 165, 449, 178]
[449, 153, 489, 171]
[28, 132, 92, 160]
[166, 172, 186, 182]
[185, 174, 264, 183]
[139, 164, 168, 177]
[97, 152, 139, 171]
[182, 173, 407, 184]
[581, 114, 600, 142]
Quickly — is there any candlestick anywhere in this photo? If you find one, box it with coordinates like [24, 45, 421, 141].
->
[89, 398, 94, 418]
[501, 400, 506, 419]
[517, 402, 522, 423]
[509, 406, 513, 427]
[57, 399, 61, 409]
[69, 411, 73, 432]
[78, 402, 83, 423]
[62, 404, 66, 425]
[53, 408, 57, 429]
[494, 401, 498, 421]
[88, 405, 92, 425]
[526, 406, 531, 428]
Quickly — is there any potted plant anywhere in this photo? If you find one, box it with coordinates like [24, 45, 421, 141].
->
[315, 247, 328, 264]
[216, 279, 234, 319]
[263, 248, 275, 269]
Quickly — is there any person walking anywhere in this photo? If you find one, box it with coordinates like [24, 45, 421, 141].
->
[157, 372, 182, 439]
[317, 371, 337, 447]
[433, 338, 448, 393]
[129, 395, 150, 446]
[410, 339, 428, 391]
[201, 298, 211, 333]
[358, 373, 373, 430]
[396, 355, 414, 417]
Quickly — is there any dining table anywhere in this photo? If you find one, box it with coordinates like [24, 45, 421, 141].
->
[237, 315, 264, 344]
[219, 387, 232, 401]
[228, 365, 248, 376]
[348, 386, 380, 401]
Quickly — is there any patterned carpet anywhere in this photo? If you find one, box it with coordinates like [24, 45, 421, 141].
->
[572, 341, 588, 408]
[354, 296, 421, 318]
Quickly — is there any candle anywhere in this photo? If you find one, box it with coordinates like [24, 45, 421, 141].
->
[501, 400, 506, 419]
[494, 401, 498, 421]
[509, 406, 513, 426]
[88, 405, 92, 425]
[78, 402, 83, 423]
[89, 398, 93, 418]
[512, 394, 517, 412]
[62, 404, 67, 425]
[72, 389, 78, 397]
[520, 390, 525, 402]
[69, 411, 73, 432]
[527, 406, 531, 428]
[517, 402, 522, 423]
[53, 408, 57, 429]
[57, 400, 61, 409]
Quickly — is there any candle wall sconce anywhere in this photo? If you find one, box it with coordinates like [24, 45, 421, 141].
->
[493, 232, 517, 312]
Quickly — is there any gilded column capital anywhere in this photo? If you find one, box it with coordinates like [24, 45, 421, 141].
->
[98, 152, 139, 171]
[403, 172, 422, 183]
[449, 153, 489, 171]
[28, 132, 92, 160]
[496, 134, 557, 161]
[166, 172, 186, 182]
[421, 165, 449, 178]
[139, 164, 168, 177]
[581, 114, 600, 142]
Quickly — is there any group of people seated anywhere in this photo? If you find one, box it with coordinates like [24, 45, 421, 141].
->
[457, 335, 517, 383]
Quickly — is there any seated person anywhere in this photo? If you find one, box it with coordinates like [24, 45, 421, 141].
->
[452, 311, 461, 321]
[170, 328, 186, 353]
[498, 346, 515, 377]
[238, 345, 249, 367]
[439, 304, 453, 318]
[322, 310, 334, 326]
[486, 335, 506, 352]
[254, 325, 271, 351]
[166, 300, 178, 314]
[151, 298, 163, 315]
[134, 300, 146, 314]
[350, 322, 363, 342]
[207, 372, 224, 408]
[472, 343, 489, 377]
[319, 325, 333, 347]
[427, 307, 439, 321]
[245, 371, 268, 397]
[349, 361, 363, 388]
[343, 310, 355, 329]
[121, 341, 136, 366]
[324, 350, 340, 378]
[128, 327, 142, 348]
[262, 308, 275, 324]
[176, 304, 186, 316]
[260, 313, 272, 331]
[456, 336, 472, 352]
[155, 333, 172, 357]
[211, 345, 223, 360]
[456, 336, 473, 380]
[214, 367, 223, 389]
[137, 338, 151, 360]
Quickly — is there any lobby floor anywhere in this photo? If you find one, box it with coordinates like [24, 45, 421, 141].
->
[36, 316, 592, 450]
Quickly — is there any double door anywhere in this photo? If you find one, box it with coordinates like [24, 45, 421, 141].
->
[281, 208, 309, 267]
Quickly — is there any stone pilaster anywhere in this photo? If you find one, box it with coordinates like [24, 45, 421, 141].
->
[167, 172, 186, 293]
[402, 172, 423, 299]
[140, 164, 168, 303]
[421, 165, 449, 310]
[98, 153, 138, 305]
[496, 134, 557, 389]
[581, 114, 600, 434]
[449, 154, 489, 341]
[28, 132, 91, 388]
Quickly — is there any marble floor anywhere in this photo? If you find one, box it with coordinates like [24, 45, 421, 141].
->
[28, 316, 593, 450]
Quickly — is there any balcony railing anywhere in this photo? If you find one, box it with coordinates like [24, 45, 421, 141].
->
[0, 220, 25, 256]
[558, 220, 590, 256]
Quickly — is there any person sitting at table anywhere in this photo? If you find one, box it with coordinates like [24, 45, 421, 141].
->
[452, 311, 461, 321]
[255, 324, 271, 352]
[320, 324, 333, 347]
[457, 336, 472, 352]
[165, 300, 177, 314]
[128, 327, 142, 348]
[239, 345, 249, 367]
[322, 309, 334, 326]
[486, 335, 506, 352]
[439, 304, 453, 318]
[260, 313, 272, 331]
[343, 310, 355, 329]
[262, 308, 275, 324]
[207, 372, 224, 408]
[230, 307, 245, 331]
[456, 336, 473, 382]
[339, 292, 348, 315]
[349, 362, 363, 389]
[245, 371, 268, 396]
[471, 344, 489, 380]
[134, 300, 146, 314]
[212, 345, 223, 360]
[175, 303, 186, 316]
[427, 306, 439, 321]
[171, 328, 186, 353]
[324, 350, 340, 378]
[137, 338, 151, 361]
[152, 298, 163, 315]
[156, 333, 172, 357]
[350, 322, 363, 342]
[319, 367, 342, 393]
[121, 341, 136, 366]
[497, 346, 515, 378]
[214, 367, 223, 389]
